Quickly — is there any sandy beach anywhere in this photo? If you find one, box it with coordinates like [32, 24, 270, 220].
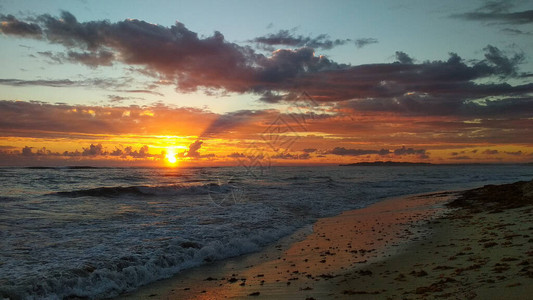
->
[120, 179, 533, 299]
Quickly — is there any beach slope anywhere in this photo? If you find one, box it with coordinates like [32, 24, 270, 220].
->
[120, 179, 533, 299]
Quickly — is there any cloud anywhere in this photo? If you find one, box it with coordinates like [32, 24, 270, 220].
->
[505, 150, 523, 156]
[118, 89, 164, 96]
[21, 146, 34, 156]
[342, 95, 533, 118]
[108, 145, 156, 158]
[452, 1, 533, 25]
[0, 14, 42, 37]
[185, 140, 203, 158]
[501, 28, 532, 35]
[66, 50, 115, 67]
[354, 38, 378, 49]
[393, 146, 426, 156]
[0, 100, 216, 138]
[201, 109, 269, 137]
[395, 51, 414, 64]
[227, 152, 245, 158]
[37, 50, 114, 67]
[82, 143, 105, 156]
[108, 95, 129, 102]
[328, 147, 390, 156]
[270, 152, 310, 160]
[1, 11, 531, 115]
[252, 29, 352, 50]
[0, 77, 134, 90]
[483, 149, 499, 155]
[302, 148, 317, 153]
[298, 153, 310, 160]
[17, 144, 160, 159]
[327, 146, 427, 157]
[483, 45, 524, 77]
[0, 78, 78, 87]
[271, 152, 297, 159]
[275, 47, 529, 103]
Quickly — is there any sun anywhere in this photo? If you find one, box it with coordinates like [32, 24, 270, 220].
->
[165, 150, 178, 165]
[167, 154, 177, 164]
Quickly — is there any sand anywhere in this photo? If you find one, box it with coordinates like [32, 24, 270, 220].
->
[119, 180, 533, 299]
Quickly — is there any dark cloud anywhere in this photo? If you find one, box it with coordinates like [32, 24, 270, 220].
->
[2, 11, 531, 117]
[483, 149, 499, 155]
[342, 95, 533, 117]
[270, 152, 310, 160]
[298, 153, 310, 160]
[67, 50, 114, 67]
[118, 89, 164, 96]
[252, 30, 352, 50]
[0, 77, 130, 90]
[478, 1, 514, 13]
[108, 145, 156, 158]
[395, 51, 414, 64]
[452, 1, 533, 24]
[255, 47, 343, 85]
[393, 146, 426, 156]
[21, 146, 33, 156]
[17, 144, 159, 159]
[0, 14, 42, 37]
[258, 91, 284, 103]
[185, 140, 203, 158]
[456, 10, 533, 24]
[37, 50, 114, 67]
[127, 145, 151, 158]
[0, 100, 215, 137]
[1, 12, 344, 95]
[37, 51, 64, 63]
[501, 28, 532, 35]
[82, 144, 105, 156]
[271, 152, 297, 159]
[327, 146, 428, 157]
[108, 95, 128, 102]
[201, 110, 269, 137]
[354, 38, 378, 49]
[0, 78, 77, 87]
[328, 147, 391, 156]
[4, 11, 256, 92]
[505, 150, 523, 156]
[302, 148, 317, 153]
[289, 48, 529, 103]
[227, 152, 245, 158]
[483, 45, 524, 77]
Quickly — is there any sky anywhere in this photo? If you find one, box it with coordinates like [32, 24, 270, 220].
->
[0, 0, 532, 167]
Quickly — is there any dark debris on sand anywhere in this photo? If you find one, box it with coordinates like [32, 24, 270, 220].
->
[448, 179, 533, 212]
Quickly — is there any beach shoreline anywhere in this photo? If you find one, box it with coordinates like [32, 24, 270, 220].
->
[118, 190, 459, 299]
[118, 179, 533, 299]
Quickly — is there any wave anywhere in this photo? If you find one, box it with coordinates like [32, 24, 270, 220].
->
[0, 196, 21, 202]
[25, 166, 103, 170]
[0, 227, 296, 299]
[50, 183, 235, 198]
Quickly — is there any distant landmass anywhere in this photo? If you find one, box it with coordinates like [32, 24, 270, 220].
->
[340, 161, 433, 166]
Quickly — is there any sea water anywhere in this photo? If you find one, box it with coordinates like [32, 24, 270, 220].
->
[1, 165, 531, 299]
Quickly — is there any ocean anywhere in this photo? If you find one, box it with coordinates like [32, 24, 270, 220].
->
[1, 165, 531, 299]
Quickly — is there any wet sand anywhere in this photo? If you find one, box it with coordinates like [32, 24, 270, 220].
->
[119, 180, 533, 299]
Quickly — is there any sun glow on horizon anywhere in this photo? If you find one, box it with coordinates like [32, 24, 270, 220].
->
[165, 149, 178, 165]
